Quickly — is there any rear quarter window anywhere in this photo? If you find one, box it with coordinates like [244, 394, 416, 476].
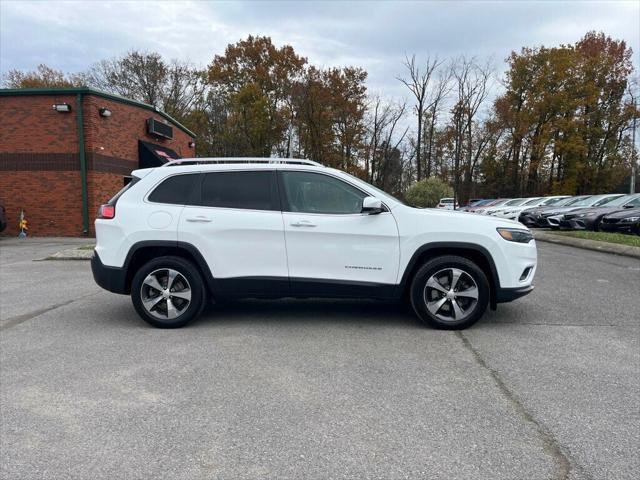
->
[148, 174, 201, 205]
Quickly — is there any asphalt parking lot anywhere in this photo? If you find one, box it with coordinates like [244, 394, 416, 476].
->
[1, 238, 639, 480]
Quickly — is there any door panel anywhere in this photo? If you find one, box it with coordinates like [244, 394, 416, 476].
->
[283, 212, 400, 286]
[180, 207, 287, 279]
[177, 170, 289, 295]
[278, 170, 400, 289]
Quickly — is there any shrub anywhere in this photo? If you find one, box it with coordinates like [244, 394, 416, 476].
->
[405, 177, 454, 208]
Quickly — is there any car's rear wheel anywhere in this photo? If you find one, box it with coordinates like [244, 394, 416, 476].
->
[131, 256, 205, 328]
[410, 255, 490, 329]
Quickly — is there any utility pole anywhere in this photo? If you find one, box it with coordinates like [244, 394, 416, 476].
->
[632, 96, 637, 194]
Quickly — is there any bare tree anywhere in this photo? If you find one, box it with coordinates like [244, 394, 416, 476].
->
[424, 71, 452, 177]
[398, 55, 442, 181]
[82, 50, 206, 121]
[450, 56, 493, 205]
[364, 96, 407, 190]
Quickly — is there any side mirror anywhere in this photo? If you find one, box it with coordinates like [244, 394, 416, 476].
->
[362, 196, 384, 215]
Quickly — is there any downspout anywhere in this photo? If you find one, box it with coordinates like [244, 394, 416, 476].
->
[76, 93, 89, 235]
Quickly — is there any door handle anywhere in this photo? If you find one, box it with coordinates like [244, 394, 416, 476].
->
[290, 220, 316, 227]
[185, 216, 212, 223]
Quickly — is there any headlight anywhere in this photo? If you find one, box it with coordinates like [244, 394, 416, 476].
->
[497, 228, 534, 243]
[624, 216, 640, 222]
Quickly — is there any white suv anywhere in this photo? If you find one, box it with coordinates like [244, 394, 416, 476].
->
[92, 158, 537, 329]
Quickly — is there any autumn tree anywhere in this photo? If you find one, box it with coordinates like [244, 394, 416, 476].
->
[493, 32, 635, 196]
[208, 35, 307, 156]
[2, 64, 81, 88]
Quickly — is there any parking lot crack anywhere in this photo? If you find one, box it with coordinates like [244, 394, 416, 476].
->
[455, 331, 583, 480]
[0, 293, 97, 331]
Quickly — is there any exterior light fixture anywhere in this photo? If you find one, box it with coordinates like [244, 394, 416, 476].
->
[52, 103, 71, 113]
[98, 107, 112, 117]
[188, 141, 196, 149]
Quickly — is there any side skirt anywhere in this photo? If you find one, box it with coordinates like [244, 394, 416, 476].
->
[212, 276, 400, 300]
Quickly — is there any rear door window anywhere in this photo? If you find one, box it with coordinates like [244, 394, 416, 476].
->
[201, 171, 279, 211]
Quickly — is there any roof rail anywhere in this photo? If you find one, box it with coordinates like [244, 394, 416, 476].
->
[163, 157, 324, 167]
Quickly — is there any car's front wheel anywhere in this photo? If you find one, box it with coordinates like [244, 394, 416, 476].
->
[409, 255, 490, 329]
[131, 256, 205, 328]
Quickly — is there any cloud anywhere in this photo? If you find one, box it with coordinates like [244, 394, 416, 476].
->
[1, 0, 638, 101]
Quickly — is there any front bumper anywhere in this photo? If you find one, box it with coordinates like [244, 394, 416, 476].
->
[91, 251, 128, 294]
[496, 285, 535, 303]
[519, 213, 538, 227]
[600, 220, 639, 234]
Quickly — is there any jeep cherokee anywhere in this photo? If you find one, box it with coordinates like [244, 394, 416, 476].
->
[91, 158, 536, 329]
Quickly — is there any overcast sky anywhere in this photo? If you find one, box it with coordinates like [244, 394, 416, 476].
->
[1, 0, 638, 100]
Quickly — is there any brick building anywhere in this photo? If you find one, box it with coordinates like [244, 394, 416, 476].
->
[0, 88, 195, 236]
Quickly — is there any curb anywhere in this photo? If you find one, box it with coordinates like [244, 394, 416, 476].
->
[533, 232, 640, 259]
[38, 248, 93, 261]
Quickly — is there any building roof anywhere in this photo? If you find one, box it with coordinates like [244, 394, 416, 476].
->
[0, 87, 196, 138]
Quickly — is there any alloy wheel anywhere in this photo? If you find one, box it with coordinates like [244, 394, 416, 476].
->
[140, 268, 192, 320]
[423, 267, 479, 322]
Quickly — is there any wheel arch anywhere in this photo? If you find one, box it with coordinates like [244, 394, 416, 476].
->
[123, 241, 215, 295]
[398, 242, 500, 309]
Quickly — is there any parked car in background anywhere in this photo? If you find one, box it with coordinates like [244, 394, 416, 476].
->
[483, 198, 533, 216]
[519, 196, 592, 227]
[546, 194, 625, 229]
[0, 204, 6, 232]
[518, 196, 582, 227]
[459, 199, 493, 212]
[436, 197, 458, 210]
[496, 196, 571, 221]
[470, 198, 511, 214]
[558, 194, 640, 231]
[600, 207, 640, 235]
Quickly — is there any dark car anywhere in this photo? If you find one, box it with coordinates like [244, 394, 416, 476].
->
[558, 194, 640, 231]
[547, 194, 625, 229]
[600, 207, 640, 235]
[518, 196, 589, 227]
[0, 204, 6, 232]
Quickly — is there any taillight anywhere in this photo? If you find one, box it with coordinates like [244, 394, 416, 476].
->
[98, 204, 115, 219]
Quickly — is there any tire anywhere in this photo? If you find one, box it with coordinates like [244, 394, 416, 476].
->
[131, 255, 206, 328]
[409, 255, 490, 330]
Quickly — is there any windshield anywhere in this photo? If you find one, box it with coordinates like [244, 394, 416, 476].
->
[504, 198, 527, 206]
[601, 195, 633, 207]
[541, 197, 568, 206]
[572, 196, 601, 207]
[626, 196, 640, 207]
[592, 195, 623, 207]
[522, 197, 543, 205]
[563, 196, 589, 206]
[441, 198, 454, 203]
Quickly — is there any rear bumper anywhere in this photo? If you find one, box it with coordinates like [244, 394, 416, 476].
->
[91, 251, 128, 294]
[496, 285, 534, 303]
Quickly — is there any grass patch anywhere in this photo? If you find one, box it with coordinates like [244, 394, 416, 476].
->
[77, 244, 96, 250]
[549, 231, 640, 248]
